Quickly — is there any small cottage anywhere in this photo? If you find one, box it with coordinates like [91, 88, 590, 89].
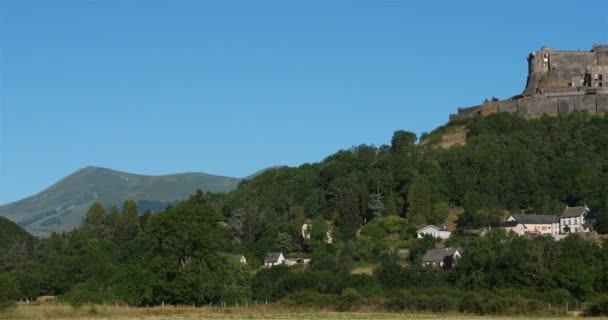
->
[264, 252, 285, 268]
[417, 225, 451, 240]
[422, 247, 461, 269]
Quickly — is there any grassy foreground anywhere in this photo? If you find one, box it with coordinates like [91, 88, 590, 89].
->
[0, 305, 604, 320]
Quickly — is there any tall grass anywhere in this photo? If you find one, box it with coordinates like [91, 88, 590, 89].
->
[0, 304, 597, 320]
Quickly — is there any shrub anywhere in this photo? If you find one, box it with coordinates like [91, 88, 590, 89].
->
[585, 297, 608, 316]
[459, 292, 485, 315]
[429, 295, 458, 312]
[337, 287, 361, 311]
[281, 291, 335, 308]
[384, 290, 416, 312]
[0, 273, 19, 311]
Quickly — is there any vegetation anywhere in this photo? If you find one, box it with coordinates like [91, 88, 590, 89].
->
[1, 112, 608, 316]
[0, 305, 591, 320]
[0, 166, 247, 237]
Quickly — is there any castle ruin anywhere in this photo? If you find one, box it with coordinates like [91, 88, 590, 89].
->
[450, 44, 608, 121]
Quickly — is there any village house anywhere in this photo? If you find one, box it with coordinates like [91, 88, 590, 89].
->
[501, 214, 560, 236]
[560, 205, 593, 233]
[416, 225, 451, 240]
[422, 247, 461, 269]
[264, 252, 285, 268]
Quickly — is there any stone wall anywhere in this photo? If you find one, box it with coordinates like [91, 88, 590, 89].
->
[450, 94, 608, 121]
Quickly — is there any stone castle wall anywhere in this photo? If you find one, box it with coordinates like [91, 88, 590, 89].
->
[449, 44, 608, 122]
[450, 94, 608, 121]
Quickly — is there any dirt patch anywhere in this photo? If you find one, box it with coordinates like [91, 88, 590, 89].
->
[437, 126, 467, 148]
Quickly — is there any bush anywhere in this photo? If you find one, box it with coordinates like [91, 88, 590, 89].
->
[360, 222, 387, 239]
[585, 297, 608, 316]
[337, 287, 361, 311]
[0, 273, 19, 311]
[429, 295, 458, 312]
[459, 293, 485, 315]
[281, 291, 336, 308]
[384, 290, 416, 312]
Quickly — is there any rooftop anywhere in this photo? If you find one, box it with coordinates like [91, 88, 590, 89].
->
[422, 248, 459, 262]
[561, 206, 589, 218]
[264, 252, 283, 264]
[511, 214, 559, 225]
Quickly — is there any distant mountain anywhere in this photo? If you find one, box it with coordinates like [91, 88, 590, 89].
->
[0, 166, 258, 237]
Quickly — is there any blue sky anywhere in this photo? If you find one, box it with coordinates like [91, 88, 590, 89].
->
[1, 0, 607, 204]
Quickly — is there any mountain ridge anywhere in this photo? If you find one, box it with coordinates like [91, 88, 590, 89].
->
[0, 166, 267, 237]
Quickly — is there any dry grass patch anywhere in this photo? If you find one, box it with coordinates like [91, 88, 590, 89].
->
[1, 305, 603, 320]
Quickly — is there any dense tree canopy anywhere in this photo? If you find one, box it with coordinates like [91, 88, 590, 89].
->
[1, 112, 608, 315]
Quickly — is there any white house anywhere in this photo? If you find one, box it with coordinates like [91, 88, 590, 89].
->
[501, 214, 560, 236]
[560, 205, 593, 233]
[264, 252, 285, 268]
[416, 225, 451, 240]
[422, 248, 461, 269]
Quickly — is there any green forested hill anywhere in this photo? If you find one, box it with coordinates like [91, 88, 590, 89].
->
[0, 166, 246, 237]
[223, 112, 608, 237]
[0, 217, 31, 252]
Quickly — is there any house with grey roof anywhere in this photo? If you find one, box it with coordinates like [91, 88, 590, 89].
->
[560, 205, 593, 233]
[501, 214, 560, 236]
[422, 247, 461, 269]
[264, 252, 285, 268]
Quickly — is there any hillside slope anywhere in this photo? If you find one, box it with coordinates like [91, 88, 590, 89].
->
[0, 166, 246, 237]
[0, 216, 31, 252]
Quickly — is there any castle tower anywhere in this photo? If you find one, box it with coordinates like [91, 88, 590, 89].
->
[524, 47, 551, 96]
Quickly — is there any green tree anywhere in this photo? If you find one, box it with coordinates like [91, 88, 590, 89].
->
[0, 272, 19, 311]
[119, 200, 140, 241]
[310, 216, 329, 243]
[276, 232, 296, 253]
[368, 187, 385, 219]
[407, 176, 432, 226]
[82, 202, 108, 238]
[594, 208, 608, 234]
[329, 177, 361, 240]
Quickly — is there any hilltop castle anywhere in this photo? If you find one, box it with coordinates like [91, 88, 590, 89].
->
[450, 44, 608, 121]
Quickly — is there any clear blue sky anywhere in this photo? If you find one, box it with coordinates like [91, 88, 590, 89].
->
[1, 0, 607, 204]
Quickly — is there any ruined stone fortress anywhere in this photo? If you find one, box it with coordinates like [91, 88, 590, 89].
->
[450, 44, 608, 121]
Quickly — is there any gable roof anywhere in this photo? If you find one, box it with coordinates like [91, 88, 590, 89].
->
[561, 206, 588, 218]
[511, 214, 559, 225]
[264, 252, 283, 264]
[417, 225, 449, 233]
[422, 248, 459, 262]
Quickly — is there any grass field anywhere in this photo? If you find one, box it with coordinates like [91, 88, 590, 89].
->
[1, 305, 605, 320]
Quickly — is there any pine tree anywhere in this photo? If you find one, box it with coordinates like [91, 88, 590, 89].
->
[368, 185, 385, 219]
[118, 200, 140, 241]
[82, 201, 108, 238]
